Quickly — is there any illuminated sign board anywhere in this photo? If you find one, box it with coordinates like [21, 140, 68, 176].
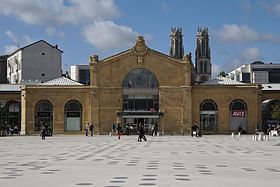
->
[231, 111, 245, 117]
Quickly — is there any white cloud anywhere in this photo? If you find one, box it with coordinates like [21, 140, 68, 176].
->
[4, 45, 18, 54]
[46, 26, 56, 36]
[259, 1, 280, 15]
[0, 0, 120, 25]
[6, 30, 17, 43]
[4, 30, 36, 54]
[226, 47, 262, 71]
[215, 24, 280, 43]
[82, 20, 139, 50]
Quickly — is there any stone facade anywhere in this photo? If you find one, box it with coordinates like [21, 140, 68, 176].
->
[20, 37, 272, 135]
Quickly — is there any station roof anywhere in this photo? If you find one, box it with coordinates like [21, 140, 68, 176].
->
[40, 77, 83, 86]
[201, 77, 244, 85]
[0, 84, 21, 92]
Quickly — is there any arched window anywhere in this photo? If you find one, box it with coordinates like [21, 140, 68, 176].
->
[123, 68, 159, 89]
[64, 100, 82, 131]
[230, 99, 247, 111]
[229, 99, 248, 131]
[5, 100, 21, 133]
[200, 99, 218, 132]
[35, 100, 53, 131]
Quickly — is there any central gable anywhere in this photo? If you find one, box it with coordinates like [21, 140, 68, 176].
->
[90, 36, 192, 87]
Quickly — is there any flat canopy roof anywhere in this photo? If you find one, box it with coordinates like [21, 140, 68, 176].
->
[0, 84, 21, 92]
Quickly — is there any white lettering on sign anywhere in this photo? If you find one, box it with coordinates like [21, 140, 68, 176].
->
[231, 111, 245, 117]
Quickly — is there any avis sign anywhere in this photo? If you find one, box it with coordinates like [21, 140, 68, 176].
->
[231, 111, 245, 117]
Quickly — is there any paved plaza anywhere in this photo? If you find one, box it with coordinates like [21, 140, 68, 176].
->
[0, 134, 280, 187]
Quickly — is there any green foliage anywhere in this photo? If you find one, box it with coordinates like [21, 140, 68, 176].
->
[270, 103, 280, 121]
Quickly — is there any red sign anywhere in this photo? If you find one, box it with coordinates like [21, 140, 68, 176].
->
[231, 111, 245, 117]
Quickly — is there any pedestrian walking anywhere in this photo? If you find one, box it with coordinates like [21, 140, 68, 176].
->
[41, 125, 46, 140]
[117, 123, 122, 140]
[138, 122, 147, 142]
[85, 123, 89, 136]
[89, 123, 94, 137]
[112, 123, 116, 136]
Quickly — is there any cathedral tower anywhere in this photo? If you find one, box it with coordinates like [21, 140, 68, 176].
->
[195, 27, 211, 83]
[169, 27, 184, 59]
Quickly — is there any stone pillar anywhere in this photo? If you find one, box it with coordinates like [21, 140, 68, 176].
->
[89, 55, 99, 87]
[20, 88, 26, 135]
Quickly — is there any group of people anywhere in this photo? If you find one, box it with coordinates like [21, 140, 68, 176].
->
[111, 122, 148, 141]
[191, 123, 201, 137]
[85, 123, 94, 137]
[0, 122, 19, 136]
[40, 123, 52, 140]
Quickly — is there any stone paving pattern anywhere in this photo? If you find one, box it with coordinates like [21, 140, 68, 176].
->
[0, 135, 280, 187]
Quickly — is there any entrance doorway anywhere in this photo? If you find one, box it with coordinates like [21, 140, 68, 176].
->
[122, 116, 159, 135]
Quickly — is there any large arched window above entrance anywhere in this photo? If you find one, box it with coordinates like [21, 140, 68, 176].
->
[200, 99, 218, 132]
[122, 68, 160, 130]
[64, 100, 82, 131]
[35, 100, 53, 131]
[123, 68, 159, 89]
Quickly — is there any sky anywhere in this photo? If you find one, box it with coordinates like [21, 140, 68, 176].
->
[0, 0, 280, 77]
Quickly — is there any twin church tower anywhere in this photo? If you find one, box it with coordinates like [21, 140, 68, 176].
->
[169, 27, 211, 83]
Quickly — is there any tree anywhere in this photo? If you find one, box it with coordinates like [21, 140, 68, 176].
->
[217, 71, 227, 77]
[270, 103, 280, 121]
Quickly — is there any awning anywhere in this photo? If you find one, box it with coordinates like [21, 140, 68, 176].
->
[122, 115, 159, 118]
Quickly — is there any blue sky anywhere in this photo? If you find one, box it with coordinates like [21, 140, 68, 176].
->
[0, 0, 280, 77]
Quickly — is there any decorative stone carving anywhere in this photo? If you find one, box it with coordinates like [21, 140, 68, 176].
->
[133, 36, 148, 55]
[89, 55, 99, 64]
[133, 36, 148, 66]
[183, 52, 192, 63]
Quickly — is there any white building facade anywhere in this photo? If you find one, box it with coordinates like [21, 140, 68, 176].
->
[7, 40, 62, 84]
[228, 61, 280, 83]
[70, 65, 90, 85]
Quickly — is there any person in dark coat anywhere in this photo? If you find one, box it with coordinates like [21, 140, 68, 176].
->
[138, 122, 147, 142]
[41, 124, 46, 140]
[117, 123, 122, 140]
[89, 123, 94, 137]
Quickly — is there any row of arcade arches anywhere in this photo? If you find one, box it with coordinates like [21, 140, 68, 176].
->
[199, 99, 248, 132]
[35, 100, 82, 132]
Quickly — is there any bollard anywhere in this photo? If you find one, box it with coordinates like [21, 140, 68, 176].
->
[231, 132, 234, 138]
[238, 132, 241, 138]
[258, 134, 262, 141]
[252, 135, 256, 141]
[264, 135, 269, 141]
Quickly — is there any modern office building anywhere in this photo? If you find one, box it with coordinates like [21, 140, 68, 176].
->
[70, 65, 90, 85]
[7, 40, 63, 84]
[228, 61, 280, 83]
